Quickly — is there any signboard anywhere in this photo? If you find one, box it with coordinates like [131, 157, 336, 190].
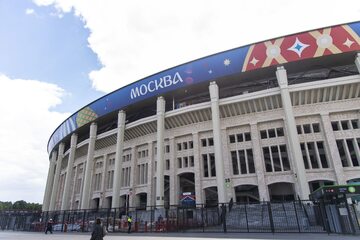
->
[47, 21, 360, 154]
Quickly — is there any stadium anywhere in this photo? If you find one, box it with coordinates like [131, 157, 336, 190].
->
[43, 21, 360, 217]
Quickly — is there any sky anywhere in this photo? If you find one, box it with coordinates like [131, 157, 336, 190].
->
[0, 0, 359, 204]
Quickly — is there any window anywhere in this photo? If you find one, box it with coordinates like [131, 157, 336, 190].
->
[341, 120, 349, 130]
[271, 146, 281, 172]
[303, 124, 311, 134]
[231, 151, 239, 175]
[184, 157, 188, 168]
[263, 147, 272, 172]
[276, 128, 284, 137]
[239, 150, 247, 174]
[336, 140, 349, 167]
[177, 143, 182, 151]
[247, 149, 255, 173]
[208, 138, 214, 146]
[202, 154, 208, 177]
[263, 145, 290, 172]
[346, 139, 359, 166]
[201, 139, 207, 147]
[190, 156, 194, 167]
[183, 142, 188, 150]
[178, 157, 182, 168]
[166, 145, 170, 153]
[237, 134, 243, 142]
[244, 132, 251, 141]
[307, 142, 319, 169]
[297, 125, 302, 134]
[165, 159, 170, 170]
[210, 154, 216, 177]
[317, 142, 328, 168]
[260, 130, 267, 139]
[268, 129, 276, 138]
[189, 141, 194, 149]
[351, 119, 359, 129]
[280, 145, 290, 171]
[312, 123, 320, 133]
[229, 135, 236, 143]
[332, 121, 339, 131]
[301, 143, 309, 169]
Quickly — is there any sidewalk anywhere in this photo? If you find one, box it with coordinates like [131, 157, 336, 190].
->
[0, 231, 359, 240]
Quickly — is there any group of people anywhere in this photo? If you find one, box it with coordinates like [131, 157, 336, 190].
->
[44, 215, 133, 239]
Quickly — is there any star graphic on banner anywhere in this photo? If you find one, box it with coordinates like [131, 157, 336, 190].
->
[250, 57, 259, 66]
[343, 38, 354, 48]
[224, 58, 231, 66]
[208, 69, 213, 74]
[287, 37, 309, 57]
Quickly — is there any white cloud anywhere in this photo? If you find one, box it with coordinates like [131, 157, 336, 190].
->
[25, 8, 35, 15]
[33, 0, 360, 94]
[0, 74, 70, 203]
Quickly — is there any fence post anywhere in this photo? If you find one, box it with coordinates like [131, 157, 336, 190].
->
[61, 211, 66, 232]
[267, 202, 274, 233]
[222, 204, 227, 233]
[201, 204, 204, 232]
[82, 210, 86, 232]
[293, 201, 301, 233]
[245, 204, 249, 232]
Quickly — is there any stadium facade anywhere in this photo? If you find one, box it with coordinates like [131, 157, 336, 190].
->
[43, 22, 360, 212]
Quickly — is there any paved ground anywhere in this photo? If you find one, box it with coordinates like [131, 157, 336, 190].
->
[0, 231, 359, 240]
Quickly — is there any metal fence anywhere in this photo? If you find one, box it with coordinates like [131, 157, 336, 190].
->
[1, 200, 359, 234]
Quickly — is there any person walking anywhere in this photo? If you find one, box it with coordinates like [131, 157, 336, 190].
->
[91, 218, 105, 240]
[45, 219, 53, 234]
[127, 215, 132, 234]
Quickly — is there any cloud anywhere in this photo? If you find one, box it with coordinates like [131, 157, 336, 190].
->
[0, 74, 70, 203]
[33, 0, 360, 93]
[25, 8, 35, 15]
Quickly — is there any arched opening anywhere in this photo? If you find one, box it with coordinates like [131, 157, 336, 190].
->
[234, 185, 259, 203]
[268, 182, 295, 201]
[91, 198, 100, 210]
[204, 186, 218, 207]
[179, 173, 195, 206]
[309, 180, 334, 193]
[136, 193, 147, 210]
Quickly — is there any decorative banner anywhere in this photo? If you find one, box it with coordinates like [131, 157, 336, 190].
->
[48, 21, 360, 153]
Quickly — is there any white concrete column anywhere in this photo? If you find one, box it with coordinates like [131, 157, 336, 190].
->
[80, 122, 97, 209]
[169, 137, 177, 205]
[355, 53, 360, 73]
[156, 96, 165, 206]
[99, 154, 108, 208]
[250, 123, 269, 201]
[146, 141, 154, 208]
[69, 165, 78, 210]
[193, 132, 203, 204]
[320, 113, 346, 184]
[49, 143, 64, 211]
[209, 82, 227, 203]
[276, 66, 310, 200]
[129, 147, 137, 207]
[112, 110, 126, 209]
[61, 134, 78, 210]
[42, 151, 57, 211]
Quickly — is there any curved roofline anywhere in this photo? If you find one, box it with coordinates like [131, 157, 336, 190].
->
[47, 20, 360, 154]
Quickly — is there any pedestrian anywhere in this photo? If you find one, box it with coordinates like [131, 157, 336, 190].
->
[45, 219, 53, 234]
[90, 218, 105, 240]
[127, 215, 132, 234]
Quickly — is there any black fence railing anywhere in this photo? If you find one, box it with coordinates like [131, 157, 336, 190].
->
[1, 200, 359, 234]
